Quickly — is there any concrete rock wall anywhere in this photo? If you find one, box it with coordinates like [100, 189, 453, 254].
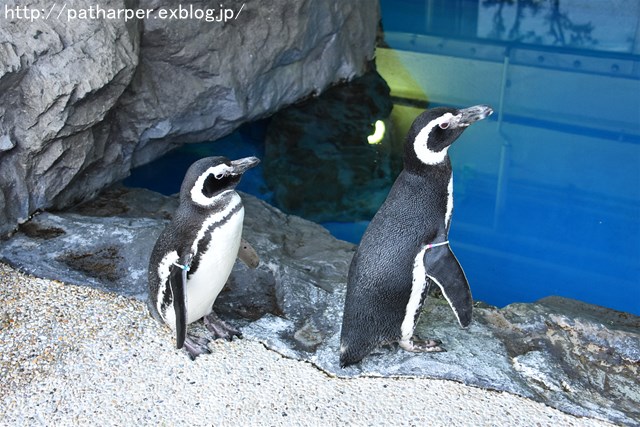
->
[0, 0, 379, 237]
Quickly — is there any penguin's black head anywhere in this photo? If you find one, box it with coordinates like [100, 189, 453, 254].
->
[180, 156, 260, 207]
[404, 105, 492, 170]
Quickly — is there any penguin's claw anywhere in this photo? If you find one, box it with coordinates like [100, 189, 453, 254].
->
[399, 337, 445, 353]
[183, 335, 211, 360]
[204, 312, 242, 341]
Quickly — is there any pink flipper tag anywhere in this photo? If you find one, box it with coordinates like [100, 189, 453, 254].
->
[426, 241, 449, 250]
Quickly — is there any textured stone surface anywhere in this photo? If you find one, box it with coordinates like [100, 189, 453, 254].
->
[117, 0, 380, 169]
[0, 187, 638, 426]
[0, 0, 140, 235]
[0, 0, 379, 237]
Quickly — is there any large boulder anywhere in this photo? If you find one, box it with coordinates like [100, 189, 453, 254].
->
[0, 0, 140, 236]
[0, 0, 379, 237]
[0, 186, 638, 426]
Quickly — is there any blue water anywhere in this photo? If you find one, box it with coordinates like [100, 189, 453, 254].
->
[126, 1, 640, 315]
[378, 0, 640, 314]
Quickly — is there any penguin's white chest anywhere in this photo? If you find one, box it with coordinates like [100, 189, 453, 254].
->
[185, 207, 244, 324]
[445, 176, 453, 229]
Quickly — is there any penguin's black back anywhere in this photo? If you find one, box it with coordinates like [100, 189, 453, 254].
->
[341, 162, 452, 364]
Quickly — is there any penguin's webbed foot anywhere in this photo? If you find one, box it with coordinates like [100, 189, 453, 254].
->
[399, 336, 445, 353]
[183, 334, 211, 360]
[204, 312, 241, 341]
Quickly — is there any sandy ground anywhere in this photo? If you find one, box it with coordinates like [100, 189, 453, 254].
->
[0, 262, 613, 426]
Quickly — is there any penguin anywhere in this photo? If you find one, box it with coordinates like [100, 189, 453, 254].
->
[339, 105, 493, 367]
[148, 155, 260, 359]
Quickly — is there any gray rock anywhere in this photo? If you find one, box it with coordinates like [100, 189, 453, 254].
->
[0, 0, 379, 237]
[485, 297, 640, 424]
[0, 0, 140, 235]
[0, 186, 181, 299]
[0, 187, 637, 426]
[0, 135, 14, 151]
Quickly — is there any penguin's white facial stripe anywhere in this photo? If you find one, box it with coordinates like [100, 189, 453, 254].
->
[190, 165, 234, 206]
[401, 247, 429, 341]
[440, 113, 468, 129]
[209, 163, 233, 179]
[413, 113, 456, 165]
[445, 177, 453, 229]
[157, 250, 180, 325]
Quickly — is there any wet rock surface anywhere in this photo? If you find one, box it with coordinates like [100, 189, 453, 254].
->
[0, 187, 638, 426]
[0, 0, 379, 236]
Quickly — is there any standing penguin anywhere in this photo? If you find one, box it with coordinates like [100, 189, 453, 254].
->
[340, 105, 493, 367]
[148, 156, 260, 359]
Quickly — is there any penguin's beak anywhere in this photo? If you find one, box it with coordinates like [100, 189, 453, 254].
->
[230, 156, 260, 174]
[454, 105, 493, 127]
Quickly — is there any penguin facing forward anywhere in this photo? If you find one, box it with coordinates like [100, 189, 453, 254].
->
[340, 105, 493, 367]
[148, 156, 260, 359]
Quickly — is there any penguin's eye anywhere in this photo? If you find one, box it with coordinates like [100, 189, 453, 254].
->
[439, 122, 450, 130]
[214, 172, 225, 179]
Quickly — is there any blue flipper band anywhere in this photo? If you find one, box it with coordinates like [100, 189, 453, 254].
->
[173, 261, 190, 271]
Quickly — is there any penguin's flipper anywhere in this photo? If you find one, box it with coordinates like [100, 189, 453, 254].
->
[237, 238, 259, 269]
[169, 262, 188, 349]
[423, 245, 473, 327]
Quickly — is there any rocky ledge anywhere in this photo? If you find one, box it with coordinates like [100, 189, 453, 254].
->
[0, 187, 638, 426]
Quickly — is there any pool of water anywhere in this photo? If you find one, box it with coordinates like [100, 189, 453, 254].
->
[377, 0, 640, 314]
[126, 0, 639, 315]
